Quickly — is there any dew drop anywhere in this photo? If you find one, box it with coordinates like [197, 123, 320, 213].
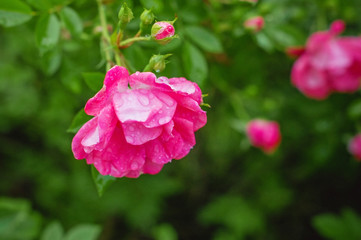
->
[126, 136, 134, 144]
[131, 162, 139, 170]
[159, 116, 171, 125]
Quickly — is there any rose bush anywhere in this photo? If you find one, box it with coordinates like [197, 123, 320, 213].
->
[72, 66, 207, 178]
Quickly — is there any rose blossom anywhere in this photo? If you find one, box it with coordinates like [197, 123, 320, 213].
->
[348, 134, 361, 161]
[291, 20, 361, 99]
[244, 16, 264, 32]
[72, 66, 207, 178]
[246, 119, 281, 153]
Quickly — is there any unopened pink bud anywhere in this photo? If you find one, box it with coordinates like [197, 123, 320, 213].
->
[244, 16, 264, 32]
[348, 134, 361, 161]
[330, 20, 345, 35]
[246, 119, 281, 154]
[151, 21, 175, 43]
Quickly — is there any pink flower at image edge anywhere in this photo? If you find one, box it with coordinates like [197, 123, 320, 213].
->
[348, 134, 361, 161]
[291, 20, 361, 100]
[246, 119, 281, 154]
[72, 66, 207, 178]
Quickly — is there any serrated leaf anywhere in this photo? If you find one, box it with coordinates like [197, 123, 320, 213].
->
[63, 224, 101, 240]
[184, 26, 223, 53]
[35, 14, 61, 55]
[60, 7, 83, 37]
[41, 221, 63, 240]
[91, 166, 116, 197]
[67, 109, 92, 133]
[82, 72, 105, 92]
[0, 0, 33, 27]
[182, 41, 208, 87]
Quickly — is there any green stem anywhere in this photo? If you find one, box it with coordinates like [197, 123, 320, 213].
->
[119, 36, 151, 47]
[96, 0, 114, 69]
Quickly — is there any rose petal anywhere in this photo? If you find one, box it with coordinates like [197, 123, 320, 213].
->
[113, 89, 162, 123]
[291, 55, 331, 99]
[145, 139, 171, 164]
[143, 91, 177, 128]
[72, 116, 98, 159]
[122, 121, 162, 145]
[85, 66, 129, 116]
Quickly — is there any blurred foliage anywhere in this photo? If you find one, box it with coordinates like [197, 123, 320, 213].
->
[1, 0, 361, 239]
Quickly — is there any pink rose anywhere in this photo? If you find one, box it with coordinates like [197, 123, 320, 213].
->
[72, 66, 207, 178]
[244, 16, 264, 33]
[348, 134, 361, 161]
[291, 20, 361, 99]
[246, 119, 281, 154]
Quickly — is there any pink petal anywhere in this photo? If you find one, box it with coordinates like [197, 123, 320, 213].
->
[72, 116, 98, 159]
[129, 71, 157, 89]
[143, 91, 177, 128]
[89, 125, 146, 178]
[113, 89, 163, 123]
[142, 160, 164, 175]
[173, 96, 207, 131]
[156, 77, 202, 103]
[291, 55, 331, 100]
[85, 66, 129, 116]
[122, 121, 162, 145]
[145, 139, 171, 164]
[173, 117, 196, 146]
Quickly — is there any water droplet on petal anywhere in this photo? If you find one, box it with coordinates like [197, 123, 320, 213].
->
[131, 162, 139, 170]
[126, 136, 134, 144]
[129, 125, 135, 131]
[159, 116, 171, 125]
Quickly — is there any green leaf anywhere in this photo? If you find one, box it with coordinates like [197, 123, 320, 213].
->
[67, 109, 92, 133]
[26, 0, 52, 10]
[91, 166, 116, 197]
[255, 32, 275, 53]
[63, 224, 101, 240]
[184, 26, 223, 53]
[312, 213, 348, 240]
[348, 99, 361, 120]
[182, 41, 208, 86]
[0, 0, 33, 27]
[0, 198, 42, 240]
[139, 0, 164, 13]
[41, 221, 63, 240]
[35, 14, 61, 55]
[82, 72, 105, 92]
[60, 7, 83, 37]
[41, 48, 62, 76]
[153, 223, 178, 240]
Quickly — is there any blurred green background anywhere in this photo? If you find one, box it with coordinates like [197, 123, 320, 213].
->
[1, 0, 361, 239]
